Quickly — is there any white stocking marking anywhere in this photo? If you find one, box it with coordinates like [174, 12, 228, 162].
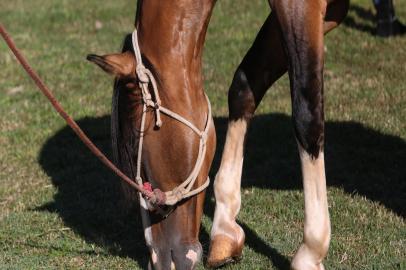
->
[211, 119, 247, 241]
[292, 147, 331, 270]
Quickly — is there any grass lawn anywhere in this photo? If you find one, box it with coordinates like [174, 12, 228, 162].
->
[1, 0, 405, 269]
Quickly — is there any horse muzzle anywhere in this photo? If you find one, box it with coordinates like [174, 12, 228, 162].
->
[148, 241, 202, 270]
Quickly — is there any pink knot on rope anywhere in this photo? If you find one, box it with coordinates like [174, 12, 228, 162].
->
[143, 182, 153, 192]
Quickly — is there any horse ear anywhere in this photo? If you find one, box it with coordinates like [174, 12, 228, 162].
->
[87, 51, 135, 77]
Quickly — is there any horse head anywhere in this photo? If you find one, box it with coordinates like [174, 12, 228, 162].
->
[87, 1, 216, 268]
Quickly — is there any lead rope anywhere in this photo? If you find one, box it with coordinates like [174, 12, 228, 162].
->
[131, 29, 211, 205]
[0, 23, 161, 202]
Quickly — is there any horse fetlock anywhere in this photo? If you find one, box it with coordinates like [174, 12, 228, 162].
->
[304, 223, 331, 258]
[291, 248, 326, 270]
[291, 235, 330, 270]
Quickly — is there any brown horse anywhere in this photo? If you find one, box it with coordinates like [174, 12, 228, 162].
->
[87, 0, 349, 269]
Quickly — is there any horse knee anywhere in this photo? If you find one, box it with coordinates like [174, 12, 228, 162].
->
[292, 93, 324, 157]
[228, 68, 256, 120]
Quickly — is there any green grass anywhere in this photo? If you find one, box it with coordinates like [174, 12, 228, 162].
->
[1, 0, 405, 269]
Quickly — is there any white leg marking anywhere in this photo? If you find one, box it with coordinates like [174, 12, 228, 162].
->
[211, 119, 247, 241]
[292, 147, 331, 270]
[139, 193, 153, 246]
[151, 248, 158, 265]
[186, 249, 198, 264]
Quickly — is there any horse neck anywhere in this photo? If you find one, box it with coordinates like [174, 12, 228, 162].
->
[135, 0, 215, 106]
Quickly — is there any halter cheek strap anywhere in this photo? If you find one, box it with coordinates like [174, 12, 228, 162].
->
[131, 29, 211, 206]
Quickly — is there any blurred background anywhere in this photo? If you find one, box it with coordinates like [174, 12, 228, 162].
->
[0, 0, 405, 269]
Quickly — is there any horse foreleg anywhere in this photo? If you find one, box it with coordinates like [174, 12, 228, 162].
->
[207, 12, 287, 268]
[208, 0, 348, 267]
[274, 0, 330, 268]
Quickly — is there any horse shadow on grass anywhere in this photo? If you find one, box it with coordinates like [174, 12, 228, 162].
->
[36, 113, 406, 269]
[342, 4, 376, 35]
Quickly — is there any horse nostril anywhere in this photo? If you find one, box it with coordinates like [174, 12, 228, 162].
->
[185, 249, 199, 264]
[172, 242, 202, 270]
[149, 243, 202, 269]
[149, 247, 172, 270]
[151, 249, 158, 265]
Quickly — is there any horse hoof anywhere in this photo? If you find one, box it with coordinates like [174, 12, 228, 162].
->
[206, 234, 244, 268]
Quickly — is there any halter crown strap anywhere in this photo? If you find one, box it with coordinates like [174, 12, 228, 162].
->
[131, 29, 211, 206]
